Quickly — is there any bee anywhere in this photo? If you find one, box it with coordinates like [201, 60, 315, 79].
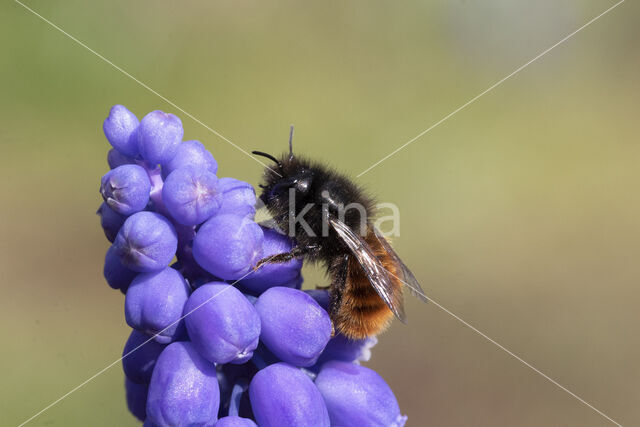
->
[252, 128, 426, 339]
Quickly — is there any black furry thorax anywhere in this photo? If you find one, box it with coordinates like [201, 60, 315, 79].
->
[257, 154, 375, 263]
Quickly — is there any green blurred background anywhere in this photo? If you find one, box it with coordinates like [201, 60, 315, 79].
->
[1, 1, 638, 425]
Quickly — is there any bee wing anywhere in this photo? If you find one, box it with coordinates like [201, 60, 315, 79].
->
[372, 227, 428, 303]
[329, 217, 406, 323]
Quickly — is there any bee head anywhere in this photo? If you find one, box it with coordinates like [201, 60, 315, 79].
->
[253, 125, 315, 206]
[260, 161, 313, 202]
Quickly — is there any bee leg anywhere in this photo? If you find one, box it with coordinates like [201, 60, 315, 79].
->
[253, 244, 320, 270]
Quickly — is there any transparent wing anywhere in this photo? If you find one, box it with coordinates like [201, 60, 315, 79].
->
[329, 217, 406, 323]
[372, 227, 428, 303]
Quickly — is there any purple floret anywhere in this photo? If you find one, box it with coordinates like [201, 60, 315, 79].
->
[162, 140, 218, 178]
[125, 267, 190, 344]
[192, 214, 264, 280]
[146, 342, 220, 426]
[312, 334, 377, 371]
[217, 178, 257, 219]
[107, 148, 135, 169]
[97, 202, 127, 243]
[122, 330, 166, 384]
[137, 110, 183, 165]
[162, 167, 223, 226]
[315, 360, 407, 427]
[103, 105, 140, 158]
[101, 164, 151, 216]
[114, 211, 178, 273]
[185, 283, 261, 364]
[103, 245, 137, 293]
[255, 287, 332, 367]
[125, 378, 148, 422]
[249, 363, 330, 427]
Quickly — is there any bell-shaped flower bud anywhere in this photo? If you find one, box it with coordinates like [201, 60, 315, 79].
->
[185, 283, 261, 364]
[125, 378, 148, 422]
[100, 164, 151, 215]
[147, 342, 220, 426]
[162, 167, 223, 226]
[103, 245, 137, 293]
[137, 110, 183, 165]
[315, 361, 407, 427]
[249, 363, 329, 427]
[122, 329, 166, 384]
[321, 334, 377, 364]
[97, 202, 127, 243]
[255, 287, 331, 367]
[193, 214, 263, 280]
[125, 267, 189, 343]
[107, 148, 135, 169]
[162, 140, 218, 177]
[114, 211, 177, 273]
[103, 105, 140, 158]
[217, 178, 257, 219]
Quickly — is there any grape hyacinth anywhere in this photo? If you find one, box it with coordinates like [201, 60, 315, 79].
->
[97, 105, 407, 426]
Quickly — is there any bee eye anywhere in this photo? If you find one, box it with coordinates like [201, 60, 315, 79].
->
[295, 178, 311, 194]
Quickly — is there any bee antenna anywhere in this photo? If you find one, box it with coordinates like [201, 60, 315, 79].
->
[251, 151, 283, 169]
[288, 125, 294, 160]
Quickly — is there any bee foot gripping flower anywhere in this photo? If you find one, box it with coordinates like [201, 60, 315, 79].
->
[97, 105, 407, 425]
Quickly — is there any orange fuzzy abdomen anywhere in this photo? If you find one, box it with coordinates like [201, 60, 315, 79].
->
[333, 234, 403, 339]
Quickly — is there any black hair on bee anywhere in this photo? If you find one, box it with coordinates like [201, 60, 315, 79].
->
[252, 129, 426, 338]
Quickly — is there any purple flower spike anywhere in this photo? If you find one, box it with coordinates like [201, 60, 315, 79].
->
[193, 214, 264, 280]
[97, 106, 408, 425]
[125, 378, 148, 422]
[137, 110, 183, 165]
[114, 211, 178, 273]
[162, 140, 218, 178]
[97, 202, 126, 243]
[239, 227, 303, 295]
[107, 148, 135, 169]
[162, 167, 223, 226]
[103, 245, 137, 293]
[100, 164, 151, 216]
[103, 105, 140, 158]
[122, 330, 166, 384]
[255, 287, 332, 367]
[185, 283, 261, 364]
[249, 363, 330, 427]
[315, 361, 407, 427]
[217, 178, 257, 218]
[125, 267, 190, 343]
[147, 342, 220, 427]
[214, 416, 257, 427]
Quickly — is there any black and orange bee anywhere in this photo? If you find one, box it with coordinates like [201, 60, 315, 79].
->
[252, 130, 426, 339]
